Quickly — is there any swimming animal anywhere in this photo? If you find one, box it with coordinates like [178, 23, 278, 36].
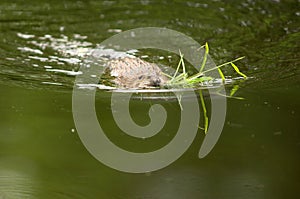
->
[105, 57, 168, 88]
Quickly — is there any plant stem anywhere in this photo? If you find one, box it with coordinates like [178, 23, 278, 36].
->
[172, 50, 183, 80]
[231, 63, 247, 78]
[217, 68, 225, 82]
[199, 42, 209, 73]
[202, 56, 245, 74]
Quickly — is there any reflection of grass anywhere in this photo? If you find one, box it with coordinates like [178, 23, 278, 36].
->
[199, 90, 208, 133]
[164, 43, 247, 133]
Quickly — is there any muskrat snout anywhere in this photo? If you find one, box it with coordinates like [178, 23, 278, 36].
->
[151, 78, 161, 87]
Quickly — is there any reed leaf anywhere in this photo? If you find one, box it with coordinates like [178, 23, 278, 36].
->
[230, 62, 247, 78]
[217, 68, 225, 82]
[199, 42, 209, 73]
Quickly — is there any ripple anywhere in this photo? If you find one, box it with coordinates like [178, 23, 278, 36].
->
[0, 157, 39, 199]
[16, 33, 35, 39]
[46, 69, 82, 76]
[17, 47, 43, 55]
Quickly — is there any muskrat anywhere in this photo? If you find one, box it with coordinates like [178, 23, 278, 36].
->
[104, 57, 169, 88]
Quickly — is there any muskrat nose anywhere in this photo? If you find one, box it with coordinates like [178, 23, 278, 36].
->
[151, 79, 161, 87]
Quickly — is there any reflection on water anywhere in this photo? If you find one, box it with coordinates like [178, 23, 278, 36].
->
[0, 0, 299, 198]
[0, 162, 38, 199]
[1, 79, 299, 198]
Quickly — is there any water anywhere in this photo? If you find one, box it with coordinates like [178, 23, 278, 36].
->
[0, 0, 299, 198]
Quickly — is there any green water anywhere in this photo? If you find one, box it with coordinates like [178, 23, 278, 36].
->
[0, 0, 299, 198]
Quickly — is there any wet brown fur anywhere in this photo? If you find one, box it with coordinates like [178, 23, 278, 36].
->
[106, 57, 168, 88]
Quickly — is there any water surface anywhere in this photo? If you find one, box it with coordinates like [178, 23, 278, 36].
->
[0, 0, 299, 198]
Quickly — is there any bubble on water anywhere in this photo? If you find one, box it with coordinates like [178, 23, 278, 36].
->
[273, 131, 282, 136]
[291, 110, 295, 114]
[44, 65, 52, 69]
[74, 34, 87, 40]
[107, 29, 122, 33]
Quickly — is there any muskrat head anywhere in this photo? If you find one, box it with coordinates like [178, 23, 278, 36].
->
[105, 57, 169, 89]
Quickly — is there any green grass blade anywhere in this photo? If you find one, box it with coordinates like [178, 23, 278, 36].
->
[202, 56, 245, 74]
[186, 76, 213, 84]
[171, 73, 186, 83]
[172, 50, 183, 79]
[230, 63, 247, 78]
[180, 52, 187, 81]
[162, 72, 172, 79]
[186, 72, 204, 81]
[217, 68, 225, 82]
[199, 42, 209, 73]
[216, 92, 245, 100]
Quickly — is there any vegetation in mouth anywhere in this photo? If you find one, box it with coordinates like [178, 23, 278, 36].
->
[164, 43, 247, 88]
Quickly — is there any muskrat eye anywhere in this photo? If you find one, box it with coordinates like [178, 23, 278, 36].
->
[138, 75, 143, 80]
